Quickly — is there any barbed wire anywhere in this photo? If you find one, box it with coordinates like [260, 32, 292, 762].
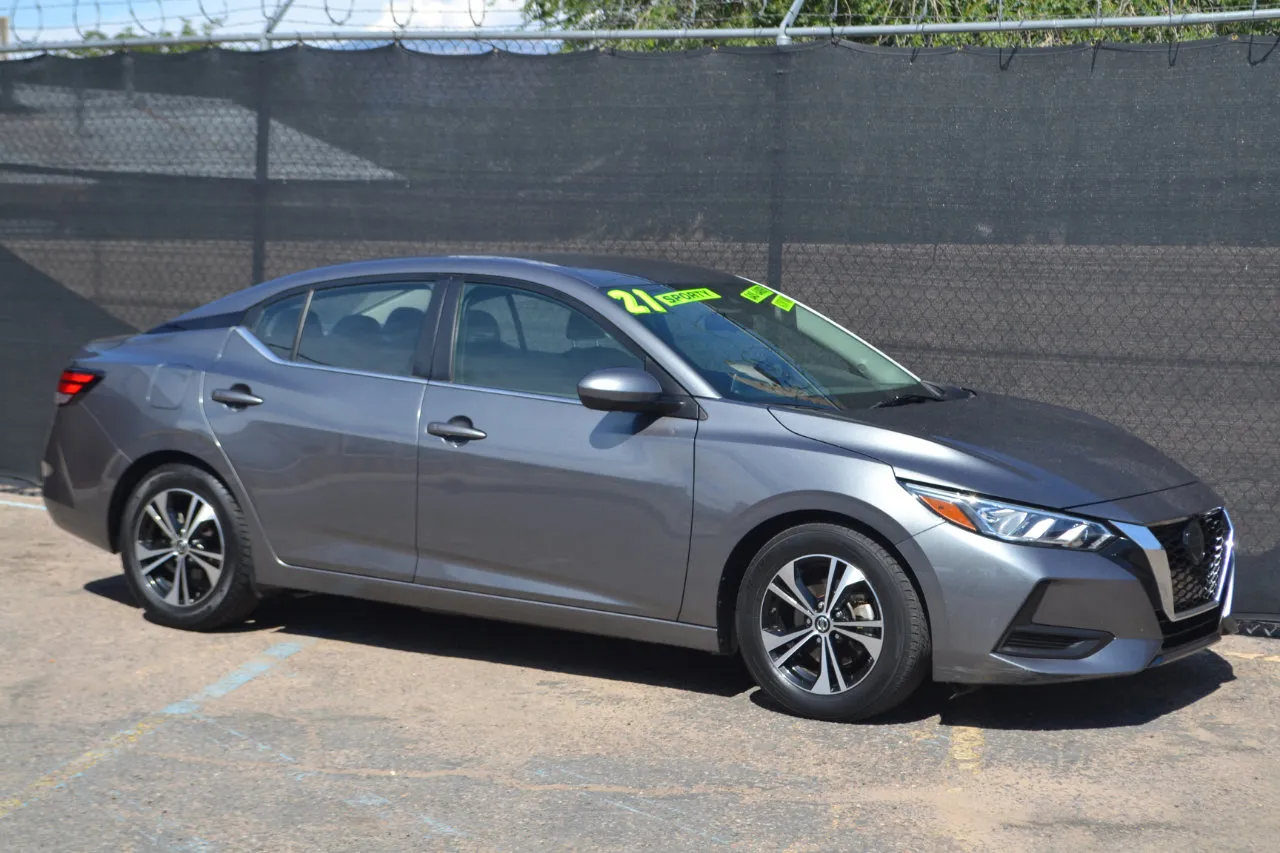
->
[1, 0, 1279, 51]
[323, 0, 354, 24]
[199, 0, 227, 28]
[129, 0, 163, 36]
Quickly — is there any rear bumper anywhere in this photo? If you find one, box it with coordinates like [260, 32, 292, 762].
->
[41, 402, 126, 552]
[910, 502, 1233, 686]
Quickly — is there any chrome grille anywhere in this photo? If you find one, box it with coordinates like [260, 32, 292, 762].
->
[1150, 509, 1228, 614]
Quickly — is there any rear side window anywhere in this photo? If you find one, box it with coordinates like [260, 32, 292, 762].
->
[250, 293, 309, 358]
[295, 282, 435, 376]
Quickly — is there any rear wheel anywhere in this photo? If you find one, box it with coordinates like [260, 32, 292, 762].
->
[736, 523, 930, 722]
[120, 464, 259, 630]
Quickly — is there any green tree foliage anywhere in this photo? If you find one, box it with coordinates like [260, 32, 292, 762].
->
[70, 18, 220, 57]
[522, 0, 1275, 48]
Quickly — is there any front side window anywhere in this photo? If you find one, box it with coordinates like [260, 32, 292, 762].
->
[453, 282, 641, 398]
[608, 281, 923, 410]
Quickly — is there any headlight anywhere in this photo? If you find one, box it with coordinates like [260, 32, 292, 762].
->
[901, 482, 1114, 550]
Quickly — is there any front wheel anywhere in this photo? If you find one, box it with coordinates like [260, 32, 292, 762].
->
[120, 463, 259, 630]
[736, 523, 930, 722]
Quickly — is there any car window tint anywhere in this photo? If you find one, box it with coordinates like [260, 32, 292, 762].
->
[454, 283, 640, 398]
[250, 293, 309, 358]
[295, 282, 435, 376]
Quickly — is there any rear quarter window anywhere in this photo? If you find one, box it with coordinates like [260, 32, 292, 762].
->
[249, 293, 308, 358]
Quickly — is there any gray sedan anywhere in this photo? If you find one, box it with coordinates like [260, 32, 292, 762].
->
[41, 255, 1235, 721]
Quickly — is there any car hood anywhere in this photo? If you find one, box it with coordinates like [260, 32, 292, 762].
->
[770, 392, 1198, 510]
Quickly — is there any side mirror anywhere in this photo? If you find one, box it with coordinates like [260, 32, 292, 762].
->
[577, 368, 677, 414]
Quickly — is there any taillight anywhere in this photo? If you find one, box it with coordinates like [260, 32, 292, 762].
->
[56, 369, 101, 405]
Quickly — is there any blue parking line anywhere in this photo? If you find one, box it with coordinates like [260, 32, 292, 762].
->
[0, 499, 45, 511]
[162, 643, 308, 715]
[0, 639, 314, 819]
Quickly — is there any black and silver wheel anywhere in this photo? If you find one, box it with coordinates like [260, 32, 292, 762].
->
[758, 553, 884, 695]
[134, 488, 224, 608]
[121, 464, 259, 630]
[737, 523, 930, 722]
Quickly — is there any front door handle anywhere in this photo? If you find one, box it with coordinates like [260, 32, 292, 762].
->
[427, 418, 487, 442]
[211, 385, 264, 409]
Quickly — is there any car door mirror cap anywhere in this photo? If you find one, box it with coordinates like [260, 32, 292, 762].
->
[578, 368, 679, 415]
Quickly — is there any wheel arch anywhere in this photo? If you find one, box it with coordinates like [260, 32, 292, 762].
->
[107, 450, 228, 553]
[714, 509, 937, 656]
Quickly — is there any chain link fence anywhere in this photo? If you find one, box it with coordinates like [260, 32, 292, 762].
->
[0, 39, 1276, 613]
[4, 0, 1280, 55]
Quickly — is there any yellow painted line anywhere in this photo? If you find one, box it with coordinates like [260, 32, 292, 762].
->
[948, 726, 985, 772]
[1222, 651, 1280, 664]
[0, 639, 312, 820]
[0, 716, 167, 819]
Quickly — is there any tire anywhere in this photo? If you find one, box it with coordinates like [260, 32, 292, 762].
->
[120, 463, 259, 630]
[736, 523, 930, 722]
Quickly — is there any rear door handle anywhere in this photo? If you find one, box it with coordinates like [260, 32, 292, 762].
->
[211, 386, 264, 409]
[427, 418, 486, 442]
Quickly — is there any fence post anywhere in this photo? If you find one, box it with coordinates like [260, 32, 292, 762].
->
[251, 54, 271, 285]
[260, 0, 297, 51]
[776, 0, 808, 45]
[0, 18, 11, 109]
[766, 50, 791, 292]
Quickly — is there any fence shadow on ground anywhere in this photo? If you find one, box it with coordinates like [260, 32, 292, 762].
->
[85, 575, 1237, 726]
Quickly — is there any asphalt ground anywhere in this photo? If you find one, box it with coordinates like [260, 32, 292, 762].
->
[3, 497, 1279, 853]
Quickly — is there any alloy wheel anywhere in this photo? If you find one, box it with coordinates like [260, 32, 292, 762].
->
[133, 488, 225, 608]
[759, 554, 884, 695]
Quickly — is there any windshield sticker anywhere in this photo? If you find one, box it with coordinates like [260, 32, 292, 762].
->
[740, 284, 773, 303]
[632, 289, 668, 313]
[771, 294, 796, 312]
[608, 288, 667, 314]
[655, 287, 720, 307]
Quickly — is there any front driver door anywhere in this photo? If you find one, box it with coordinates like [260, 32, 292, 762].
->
[204, 279, 438, 582]
[415, 279, 697, 619]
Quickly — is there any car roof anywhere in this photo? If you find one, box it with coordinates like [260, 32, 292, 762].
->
[167, 254, 747, 325]
[502, 254, 746, 289]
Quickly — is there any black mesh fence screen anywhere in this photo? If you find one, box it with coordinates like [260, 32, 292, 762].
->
[0, 40, 1276, 612]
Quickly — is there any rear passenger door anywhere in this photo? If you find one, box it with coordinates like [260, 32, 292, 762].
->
[204, 279, 440, 582]
[415, 279, 698, 619]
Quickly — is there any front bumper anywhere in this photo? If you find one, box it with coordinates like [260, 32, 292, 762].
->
[907, 497, 1234, 685]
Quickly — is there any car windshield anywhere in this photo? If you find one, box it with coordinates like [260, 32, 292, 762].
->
[609, 281, 925, 410]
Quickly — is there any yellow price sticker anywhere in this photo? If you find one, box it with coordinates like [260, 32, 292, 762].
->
[654, 287, 721, 307]
[740, 284, 773, 303]
[608, 288, 668, 315]
[771, 294, 796, 311]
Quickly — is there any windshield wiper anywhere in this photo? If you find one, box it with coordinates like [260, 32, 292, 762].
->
[730, 360, 817, 395]
[772, 399, 837, 413]
[871, 392, 945, 409]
